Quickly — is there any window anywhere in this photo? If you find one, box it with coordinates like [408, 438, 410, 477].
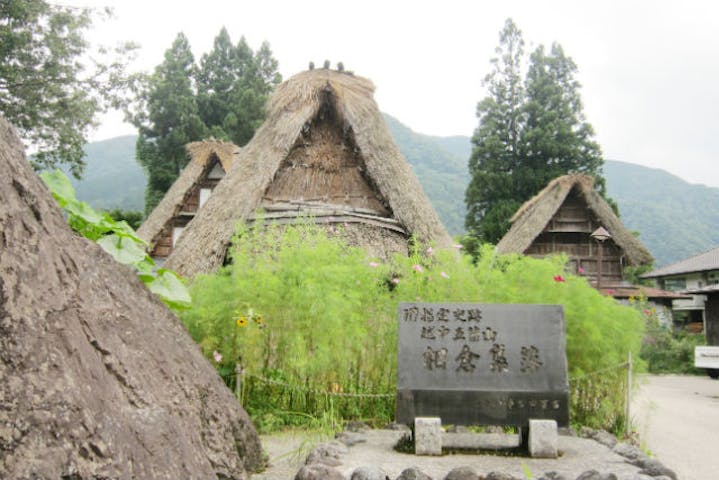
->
[663, 277, 687, 292]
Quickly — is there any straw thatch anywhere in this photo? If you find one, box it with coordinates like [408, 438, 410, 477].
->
[165, 69, 453, 277]
[137, 140, 239, 253]
[496, 174, 653, 266]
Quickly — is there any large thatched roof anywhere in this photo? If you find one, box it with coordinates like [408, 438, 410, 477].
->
[165, 69, 453, 277]
[496, 174, 653, 266]
[137, 140, 239, 250]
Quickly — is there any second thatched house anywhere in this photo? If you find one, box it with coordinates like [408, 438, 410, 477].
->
[165, 68, 453, 278]
[496, 174, 653, 287]
[137, 140, 239, 259]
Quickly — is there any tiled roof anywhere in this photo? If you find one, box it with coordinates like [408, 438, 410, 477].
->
[641, 246, 719, 278]
[599, 285, 690, 300]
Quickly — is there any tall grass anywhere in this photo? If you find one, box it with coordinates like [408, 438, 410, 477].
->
[180, 222, 644, 432]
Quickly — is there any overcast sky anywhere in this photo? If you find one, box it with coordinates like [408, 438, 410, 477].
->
[67, 0, 719, 188]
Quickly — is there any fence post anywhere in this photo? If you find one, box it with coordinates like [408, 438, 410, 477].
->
[235, 364, 244, 405]
[625, 350, 632, 437]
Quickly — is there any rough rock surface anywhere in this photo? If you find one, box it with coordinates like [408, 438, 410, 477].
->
[444, 466, 480, 480]
[0, 116, 262, 478]
[294, 464, 345, 480]
[350, 465, 391, 480]
[397, 467, 433, 480]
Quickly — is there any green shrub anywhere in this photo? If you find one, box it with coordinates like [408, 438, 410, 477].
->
[640, 307, 705, 374]
[180, 222, 644, 432]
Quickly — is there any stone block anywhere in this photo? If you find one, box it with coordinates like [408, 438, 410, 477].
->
[528, 419, 558, 458]
[442, 432, 520, 450]
[415, 417, 442, 455]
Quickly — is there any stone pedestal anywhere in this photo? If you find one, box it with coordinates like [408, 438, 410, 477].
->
[528, 419, 558, 458]
[414, 417, 442, 455]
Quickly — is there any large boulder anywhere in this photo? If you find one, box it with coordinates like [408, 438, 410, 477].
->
[0, 117, 262, 478]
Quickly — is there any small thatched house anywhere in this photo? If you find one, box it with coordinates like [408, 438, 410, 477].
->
[496, 174, 653, 286]
[137, 140, 239, 259]
[165, 69, 453, 277]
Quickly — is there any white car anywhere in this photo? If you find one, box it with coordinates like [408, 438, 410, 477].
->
[695, 346, 719, 378]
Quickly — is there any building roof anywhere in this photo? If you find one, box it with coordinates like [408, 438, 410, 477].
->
[137, 140, 239, 250]
[164, 69, 453, 277]
[496, 174, 654, 266]
[599, 285, 691, 300]
[641, 246, 719, 279]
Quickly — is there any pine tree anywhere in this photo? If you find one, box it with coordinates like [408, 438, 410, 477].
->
[196, 29, 281, 146]
[465, 19, 613, 246]
[465, 19, 525, 244]
[521, 43, 606, 197]
[130, 28, 281, 214]
[133, 33, 207, 214]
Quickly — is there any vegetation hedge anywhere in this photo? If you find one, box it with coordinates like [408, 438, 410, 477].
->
[180, 222, 644, 433]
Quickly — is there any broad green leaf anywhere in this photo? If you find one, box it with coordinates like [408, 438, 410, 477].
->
[65, 199, 105, 226]
[146, 269, 192, 309]
[40, 169, 76, 206]
[97, 234, 147, 265]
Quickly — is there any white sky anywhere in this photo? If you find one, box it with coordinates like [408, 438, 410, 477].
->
[66, 0, 719, 188]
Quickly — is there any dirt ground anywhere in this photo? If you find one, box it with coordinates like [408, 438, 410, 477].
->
[632, 374, 719, 480]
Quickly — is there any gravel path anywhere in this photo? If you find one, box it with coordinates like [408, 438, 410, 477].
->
[253, 429, 651, 479]
[632, 374, 719, 480]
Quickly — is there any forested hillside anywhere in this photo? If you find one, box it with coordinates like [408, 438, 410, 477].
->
[382, 114, 469, 235]
[603, 160, 719, 267]
[67, 119, 718, 267]
[64, 135, 145, 211]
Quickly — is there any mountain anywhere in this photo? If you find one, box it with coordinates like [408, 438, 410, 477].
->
[603, 160, 719, 267]
[68, 119, 719, 267]
[382, 114, 469, 235]
[66, 135, 145, 212]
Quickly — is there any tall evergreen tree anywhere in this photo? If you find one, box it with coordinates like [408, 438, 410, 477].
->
[132, 33, 207, 214]
[196, 29, 281, 146]
[131, 28, 281, 214]
[465, 19, 612, 246]
[521, 43, 606, 196]
[465, 19, 525, 244]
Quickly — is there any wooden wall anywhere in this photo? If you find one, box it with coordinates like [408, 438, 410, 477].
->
[524, 189, 624, 285]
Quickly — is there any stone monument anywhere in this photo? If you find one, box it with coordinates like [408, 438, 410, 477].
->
[396, 302, 569, 456]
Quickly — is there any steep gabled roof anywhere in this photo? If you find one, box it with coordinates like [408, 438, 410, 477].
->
[137, 140, 239, 250]
[164, 69, 453, 277]
[642, 245, 719, 278]
[496, 174, 653, 266]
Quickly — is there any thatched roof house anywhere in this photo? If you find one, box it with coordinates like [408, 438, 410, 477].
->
[497, 174, 653, 286]
[165, 69, 453, 277]
[137, 140, 239, 259]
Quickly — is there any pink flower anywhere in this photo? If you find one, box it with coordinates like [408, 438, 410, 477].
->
[426, 246, 434, 255]
[553, 275, 565, 283]
[606, 289, 615, 295]
[412, 264, 424, 273]
[644, 309, 651, 315]
[391, 277, 400, 285]
[212, 351, 222, 363]
[453, 244, 463, 250]
[440, 271, 450, 279]
[343, 222, 349, 227]
[369, 261, 378, 268]
[578, 266, 585, 274]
